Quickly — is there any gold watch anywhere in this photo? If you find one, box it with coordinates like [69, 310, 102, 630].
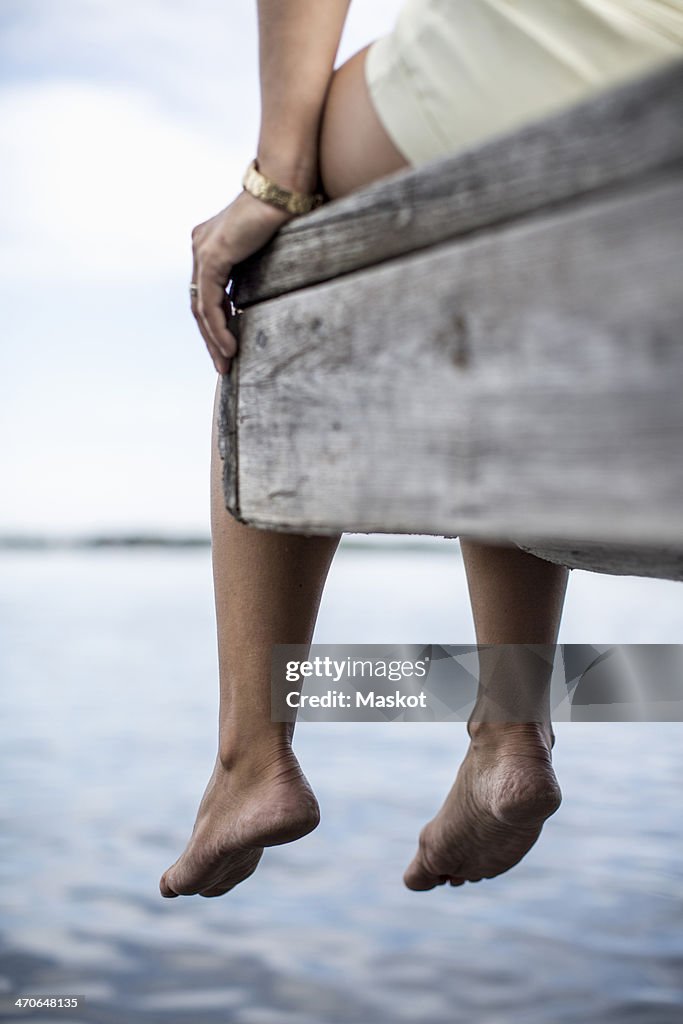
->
[242, 158, 324, 216]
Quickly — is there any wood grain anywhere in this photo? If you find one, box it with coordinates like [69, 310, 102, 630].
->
[233, 59, 683, 307]
[219, 60, 683, 578]
[221, 176, 683, 552]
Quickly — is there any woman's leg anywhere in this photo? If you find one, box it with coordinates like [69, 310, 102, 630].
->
[323, 52, 573, 892]
[160, 39, 571, 897]
[160, 44, 410, 899]
[404, 543, 569, 890]
[159, 391, 339, 898]
[462, 539, 568, 742]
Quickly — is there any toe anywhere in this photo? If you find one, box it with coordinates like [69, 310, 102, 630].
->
[160, 860, 200, 897]
[162, 869, 200, 897]
[159, 871, 179, 898]
[403, 853, 440, 891]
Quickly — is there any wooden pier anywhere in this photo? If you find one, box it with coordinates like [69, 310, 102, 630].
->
[220, 59, 683, 581]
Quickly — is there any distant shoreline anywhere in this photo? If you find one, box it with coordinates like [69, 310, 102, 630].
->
[0, 534, 457, 552]
[0, 534, 211, 550]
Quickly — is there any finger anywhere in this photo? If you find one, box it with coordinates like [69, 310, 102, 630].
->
[206, 338, 230, 376]
[197, 261, 238, 362]
[189, 243, 209, 357]
[199, 286, 237, 363]
[191, 230, 227, 373]
[190, 237, 200, 307]
[190, 291, 229, 374]
[193, 303, 229, 374]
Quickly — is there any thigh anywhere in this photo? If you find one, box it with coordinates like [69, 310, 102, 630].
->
[318, 44, 410, 201]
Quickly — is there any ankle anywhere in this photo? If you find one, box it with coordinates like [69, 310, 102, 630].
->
[467, 720, 555, 752]
[218, 728, 295, 775]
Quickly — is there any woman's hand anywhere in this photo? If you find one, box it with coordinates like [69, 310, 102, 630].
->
[191, 190, 293, 374]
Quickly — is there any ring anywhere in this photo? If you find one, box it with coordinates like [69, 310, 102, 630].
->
[189, 283, 198, 298]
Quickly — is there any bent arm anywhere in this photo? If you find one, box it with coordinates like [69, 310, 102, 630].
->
[256, 0, 352, 193]
[191, 1, 351, 372]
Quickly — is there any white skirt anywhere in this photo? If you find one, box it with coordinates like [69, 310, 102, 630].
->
[365, 0, 683, 166]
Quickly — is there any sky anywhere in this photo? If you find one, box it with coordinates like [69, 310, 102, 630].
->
[0, 0, 404, 536]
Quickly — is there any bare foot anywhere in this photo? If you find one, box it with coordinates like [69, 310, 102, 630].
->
[159, 747, 320, 898]
[404, 723, 561, 890]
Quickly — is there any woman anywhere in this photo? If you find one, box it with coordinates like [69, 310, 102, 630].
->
[160, 0, 683, 899]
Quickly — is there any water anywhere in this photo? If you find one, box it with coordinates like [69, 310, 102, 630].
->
[1, 543, 683, 1023]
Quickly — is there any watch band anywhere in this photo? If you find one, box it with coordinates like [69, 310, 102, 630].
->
[242, 158, 324, 216]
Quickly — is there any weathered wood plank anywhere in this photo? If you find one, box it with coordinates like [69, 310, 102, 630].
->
[514, 540, 683, 580]
[233, 58, 683, 307]
[217, 357, 238, 511]
[222, 172, 683, 550]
